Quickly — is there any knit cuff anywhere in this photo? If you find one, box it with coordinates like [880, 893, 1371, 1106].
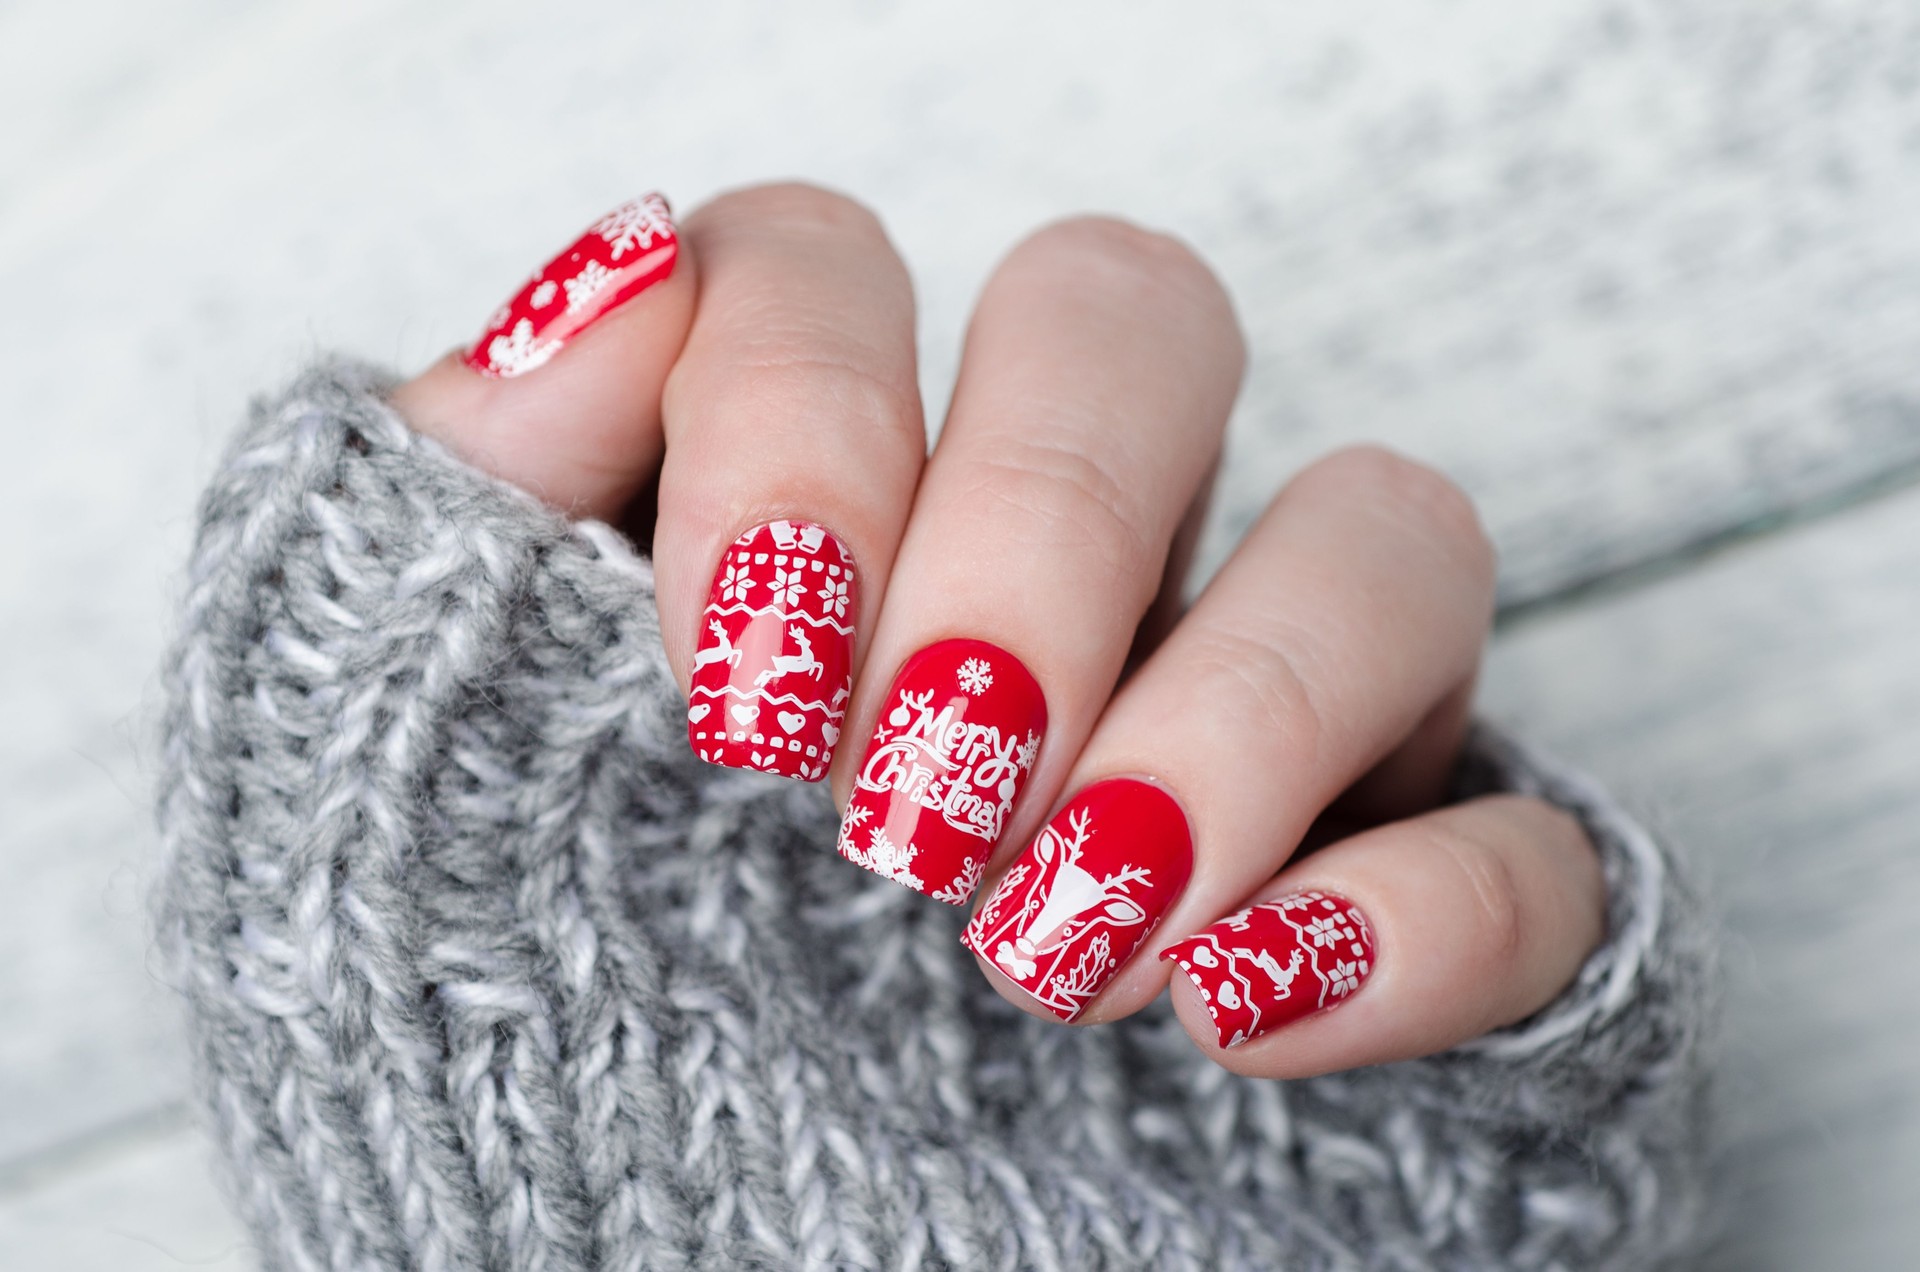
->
[157, 358, 1716, 1269]
[1379, 722, 1718, 1132]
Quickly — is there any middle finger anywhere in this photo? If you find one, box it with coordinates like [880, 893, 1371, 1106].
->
[833, 216, 1245, 904]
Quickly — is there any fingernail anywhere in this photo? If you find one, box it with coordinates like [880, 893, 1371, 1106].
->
[687, 520, 856, 781]
[840, 640, 1047, 902]
[960, 779, 1193, 1021]
[464, 194, 679, 378]
[1161, 892, 1375, 1047]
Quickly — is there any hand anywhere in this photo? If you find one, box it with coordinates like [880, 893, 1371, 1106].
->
[390, 182, 1604, 1077]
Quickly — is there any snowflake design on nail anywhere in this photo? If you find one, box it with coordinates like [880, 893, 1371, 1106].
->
[484, 318, 556, 376]
[529, 279, 558, 309]
[1328, 959, 1366, 997]
[593, 195, 675, 259]
[772, 565, 808, 610]
[817, 575, 850, 619]
[1302, 914, 1349, 948]
[841, 804, 872, 830]
[956, 658, 994, 696]
[564, 260, 614, 312]
[1016, 730, 1041, 773]
[839, 823, 922, 890]
[718, 562, 756, 603]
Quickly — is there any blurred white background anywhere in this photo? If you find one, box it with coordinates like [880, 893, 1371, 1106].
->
[3, 1, 1917, 1266]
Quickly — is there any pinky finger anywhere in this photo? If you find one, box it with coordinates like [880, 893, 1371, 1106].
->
[1162, 795, 1604, 1078]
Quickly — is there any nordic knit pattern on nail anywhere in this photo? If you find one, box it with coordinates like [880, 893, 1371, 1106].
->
[152, 360, 1719, 1271]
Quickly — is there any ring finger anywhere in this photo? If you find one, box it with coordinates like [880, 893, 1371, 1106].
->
[963, 446, 1498, 1022]
[831, 216, 1245, 904]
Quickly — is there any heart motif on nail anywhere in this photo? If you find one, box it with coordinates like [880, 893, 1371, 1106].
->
[731, 705, 758, 726]
[821, 723, 839, 747]
[775, 710, 806, 735]
[1216, 982, 1242, 1009]
[687, 704, 710, 724]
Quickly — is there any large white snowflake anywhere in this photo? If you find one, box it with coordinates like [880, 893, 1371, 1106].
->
[718, 562, 756, 603]
[1302, 913, 1350, 948]
[593, 195, 674, 259]
[816, 575, 850, 619]
[484, 318, 556, 376]
[564, 260, 614, 312]
[771, 565, 808, 609]
[839, 824, 923, 890]
[956, 657, 994, 696]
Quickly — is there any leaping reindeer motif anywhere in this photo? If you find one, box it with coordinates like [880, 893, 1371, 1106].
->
[754, 626, 824, 687]
[692, 619, 742, 672]
[1240, 946, 1304, 1000]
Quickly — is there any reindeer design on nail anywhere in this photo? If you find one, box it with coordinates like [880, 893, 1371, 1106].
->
[754, 625, 824, 687]
[981, 807, 1151, 984]
[692, 619, 742, 672]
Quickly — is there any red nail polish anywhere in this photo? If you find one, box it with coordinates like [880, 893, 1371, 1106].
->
[1161, 892, 1375, 1047]
[464, 194, 679, 378]
[687, 520, 856, 781]
[960, 779, 1192, 1021]
[840, 640, 1047, 902]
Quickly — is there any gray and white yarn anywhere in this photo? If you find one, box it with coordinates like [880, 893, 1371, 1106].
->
[153, 360, 1717, 1271]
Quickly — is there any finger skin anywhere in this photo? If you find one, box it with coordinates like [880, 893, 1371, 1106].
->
[834, 217, 1243, 900]
[1166, 794, 1605, 1077]
[969, 446, 1496, 1024]
[390, 195, 698, 520]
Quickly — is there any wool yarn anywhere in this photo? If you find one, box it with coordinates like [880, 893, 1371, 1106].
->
[154, 361, 1716, 1270]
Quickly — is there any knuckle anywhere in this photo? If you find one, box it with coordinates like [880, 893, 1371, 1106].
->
[1299, 446, 1495, 588]
[1177, 625, 1330, 764]
[724, 350, 921, 448]
[1427, 815, 1529, 973]
[963, 433, 1156, 594]
[702, 181, 890, 243]
[1018, 215, 1230, 312]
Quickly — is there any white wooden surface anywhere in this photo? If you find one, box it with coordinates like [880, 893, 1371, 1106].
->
[2, 0, 1916, 1265]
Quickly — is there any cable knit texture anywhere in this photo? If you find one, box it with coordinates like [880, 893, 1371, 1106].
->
[154, 361, 1717, 1271]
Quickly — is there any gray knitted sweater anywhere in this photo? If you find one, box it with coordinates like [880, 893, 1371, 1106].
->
[154, 362, 1716, 1271]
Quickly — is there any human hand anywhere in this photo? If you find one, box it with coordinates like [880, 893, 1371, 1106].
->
[390, 183, 1603, 1077]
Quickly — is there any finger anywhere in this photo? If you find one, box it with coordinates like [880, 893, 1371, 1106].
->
[963, 447, 1494, 1022]
[390, 194, 697, 520]
[831, 217, 1243, 903]
[1161, 794, 1605, 1076]
[1314, 677, 1477, 843]
[658, 183, 924, 781]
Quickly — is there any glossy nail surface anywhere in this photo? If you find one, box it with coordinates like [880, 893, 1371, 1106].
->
[1162, 892, 1375, 1047]
[960, 779, 1192, 1021]
[840, 640, 1046, 903]
[687, 520, 856, 781]
[464, 194, 679, 378]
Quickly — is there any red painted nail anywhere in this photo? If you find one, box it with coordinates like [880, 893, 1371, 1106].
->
[1161, 892, 1375, 1047]
[687, 520, 856, 781]
[463, 194, 679, 378]
[960, 779, 1192, 1021]
[840, 640, 1047, 902]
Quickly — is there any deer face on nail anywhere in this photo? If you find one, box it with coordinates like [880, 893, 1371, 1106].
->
[961, 778, 1193, 1022]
